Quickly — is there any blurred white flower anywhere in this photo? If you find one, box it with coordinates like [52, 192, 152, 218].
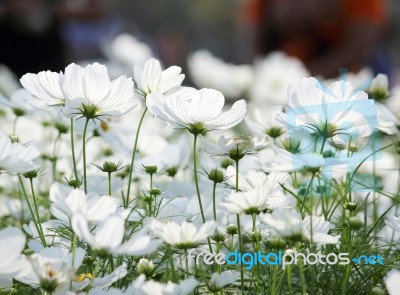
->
[147, 88, 247, 134]
[50, 183, 120, 223]
[208, 270, 239, 292]
[62, 63, 141, 119]
[188, 50, 253, 98]
[126, 274, 198, 295]
[245, 106, 286, 139]
[225, 165, 288, 192]
[279, 77, 377, 145]
[16, 246, 85, 293]
[72, 212, 161, 256]
[0, 131, 40, 174]
[261, 208, 340, 244]
[385, 269, 400, 295]
[221, 184, 295, 215]
[203, 133, 269, 159]
[73, 264, 127, 292]
[148, 219, 216, 249]
[0, 89, 34, 117]
[107, 34, 153, 67]
[20, 70, 65, 110]
[250, 52, 309, 105]
[134, 58, 184, 98]
[0, 227, 27, 278]
[0, 64, 19, 98]
[369, 73, 389, 101]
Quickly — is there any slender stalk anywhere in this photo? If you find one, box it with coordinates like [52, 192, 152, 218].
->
[18, 176, 46, 246]
[82, 118, 90, 193]
[108, 172, 112, 196]
[193, 134, 206, 223]
[212, 181, 217, 221]
[235, 160, 245, 292]
[70, 118, 79, 183]
[70, 234, 78, 291]
[286, 264, 294, 295]
[126, 108, 148, 205]
[169, 247, 176, 282]
[296, 242, 307, 294]
[29, 178, 46, 246]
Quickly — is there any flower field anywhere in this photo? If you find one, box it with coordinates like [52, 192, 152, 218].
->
[0, 38, 399, 294]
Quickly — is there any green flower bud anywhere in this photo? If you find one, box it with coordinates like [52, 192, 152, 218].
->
[344, 202, 357, 211]
[149, 188, 161, 196]
[211, 230, 226, 242]
[137, 258, 154, 276]
[143, 165, 158, 175]
[22, 169, 40, 179]
[267, 237, 286, 249]
[349, 217, 363, 230]
[66, 177, 82, 189]
[221, 158, 234, 169]
[10, 135, 19, 143]
[208, 168, 225, 183]
[226, 224, 238, 235]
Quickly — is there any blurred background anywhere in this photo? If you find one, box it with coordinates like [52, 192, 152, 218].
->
[0, 0, 399, 93]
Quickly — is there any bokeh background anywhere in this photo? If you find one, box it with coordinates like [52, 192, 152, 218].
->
[0, 0, 399, 88]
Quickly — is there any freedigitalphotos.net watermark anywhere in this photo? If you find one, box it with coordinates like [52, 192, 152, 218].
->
[189, 250, 384, 270]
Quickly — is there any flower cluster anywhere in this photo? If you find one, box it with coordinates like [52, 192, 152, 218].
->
[0, 43, 399, 294]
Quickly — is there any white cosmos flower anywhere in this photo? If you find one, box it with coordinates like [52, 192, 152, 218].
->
[134, 58, 185, 98]
[20, 70, 65, 110]
[148, 219, 216, 249]
[147, 88, 247, 134]
[72, 212, 161, 256]
[385, 269, 400, 295]
[62, 63, 141, 119]
[73, 264, 127, 292]
[0, 227, 27, 278]
[15, 247, 85, 293]
[250, 52, 309, 105]
[208, 270, 239, 292]
[0, 89, 34, 116]
[265, 148, 349, 179]
[0, 131, 39, 174]
[0, 64, 19, 98]
[107, 34, 153, 67]
[221, 185, 295, 215]
[245, 106, 286, 139]
[202, 133, 269, 158]
[225, 165, 288, 192]
[279, 77, 377, 145]
[188, 50, 253, 98]
[261, 208, 340, 244]
[126, 274, 198, 295]
[49, 183, 120, 223]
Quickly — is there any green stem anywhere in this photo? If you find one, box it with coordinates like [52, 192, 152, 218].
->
[70, 234, 77, 290]
[126, 108, 148, 206]
[70, 119, 79, 184]
[193, 134, 206, 223]
[108, 172, 112, 196]
[296, 242, 307, 294]
[18, 176, 46, 246]
[212, 181, 217, 221]
[29, 178, 46, 246]
[169, 247, 176, 282]
[235, 160, 245, 292]
[82, 118, 90, 193]
[286, 264, 294, 295]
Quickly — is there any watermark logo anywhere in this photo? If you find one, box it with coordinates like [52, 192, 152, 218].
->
[189, 250, 384, 270]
